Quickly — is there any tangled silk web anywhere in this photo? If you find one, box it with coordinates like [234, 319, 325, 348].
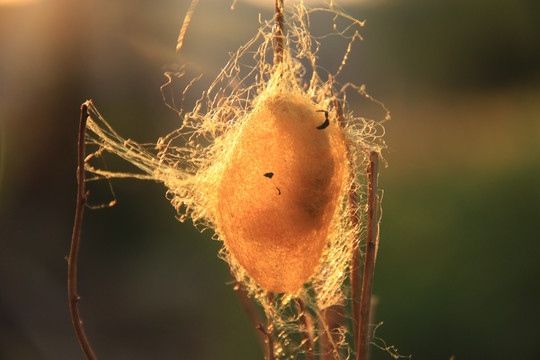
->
[85, 2, 388, 359]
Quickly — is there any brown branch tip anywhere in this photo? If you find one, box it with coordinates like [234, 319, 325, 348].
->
[68, 101, 98, 360]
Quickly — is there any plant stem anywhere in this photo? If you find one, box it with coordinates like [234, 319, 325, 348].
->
[233, 281, 267, 351]
[274, 0, 284, 65]
[356, 151, 379, 360]
[296, 299, 314, 360]
[319, 303, 346, 360]
[257, 323, 275, 360]
[68, 101, 98, 360]
[176, 0, 199, 53]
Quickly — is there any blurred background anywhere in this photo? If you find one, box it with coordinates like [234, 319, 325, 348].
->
[1, 0, 539, 359]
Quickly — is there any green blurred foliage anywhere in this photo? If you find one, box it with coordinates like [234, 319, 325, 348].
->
[0, 0, 539, 359]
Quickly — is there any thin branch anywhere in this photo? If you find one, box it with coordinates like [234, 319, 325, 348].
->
[68, 101, 98, 360]
[256, 323, 275, 360]
[233, 281, 267, 351]
[273, 0, 284, 65]
[176, 0, 199, 53]
[319, 303, 346, 360]
[356, 151, 380, 360]
[295, 299, 314, 360]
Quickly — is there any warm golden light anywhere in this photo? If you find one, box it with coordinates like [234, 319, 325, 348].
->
[0, 0, 42, 6]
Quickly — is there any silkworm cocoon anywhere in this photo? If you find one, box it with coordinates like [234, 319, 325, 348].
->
[216, 92, 348, 293]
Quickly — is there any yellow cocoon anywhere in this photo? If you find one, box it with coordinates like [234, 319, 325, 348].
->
[216, 92, 348, 293]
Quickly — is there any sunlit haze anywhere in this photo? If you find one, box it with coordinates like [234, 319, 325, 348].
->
[0, 0, 41, 5]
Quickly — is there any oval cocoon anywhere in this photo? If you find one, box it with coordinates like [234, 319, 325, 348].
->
[216, 93, 347, 293]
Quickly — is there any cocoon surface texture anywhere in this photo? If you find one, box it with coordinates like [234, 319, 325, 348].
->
[216, 92, 348, 293]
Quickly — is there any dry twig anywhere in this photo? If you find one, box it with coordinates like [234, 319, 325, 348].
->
[256, 322, 276, 360]
[319, 303, 346, 360]
[273, 0, 285, 65]
[356, 151, 380, 360]
[296, 299, 315, 360]
[234, 281, 267, 351]
[68, 101, 98, 360]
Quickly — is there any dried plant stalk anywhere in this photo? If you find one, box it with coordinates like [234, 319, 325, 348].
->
[234, 281, 267, 350]
[257, 323, 276, 360]
[295, 299, 315, 360]
[319, 302, 346, 359]
[68, 102, 98, 360]
[273, 0, 285, 65]
[356, 151, 380, 360]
